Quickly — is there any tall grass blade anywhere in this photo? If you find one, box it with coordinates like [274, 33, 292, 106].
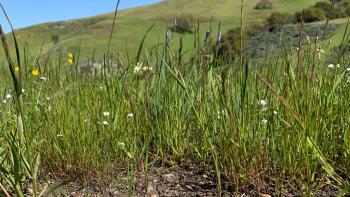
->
[136, 24, 155, 63]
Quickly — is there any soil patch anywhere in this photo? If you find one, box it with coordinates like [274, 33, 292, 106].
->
[31, 163, 340, 196]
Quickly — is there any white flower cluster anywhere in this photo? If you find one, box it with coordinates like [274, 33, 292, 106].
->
[2, 93, 12, 104]
[258, 99, 278, 125]
[327, 64, 340, 69]
[217, 109, 226, 120]
[103, 111, 110, 117]
[101, 111, 110, 126]
[134, 62, 153, 76]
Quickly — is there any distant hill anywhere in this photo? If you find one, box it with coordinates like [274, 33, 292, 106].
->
[4, 0, 344, 59]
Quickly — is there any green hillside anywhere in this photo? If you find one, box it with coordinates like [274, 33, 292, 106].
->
[5, 0, 332, 59]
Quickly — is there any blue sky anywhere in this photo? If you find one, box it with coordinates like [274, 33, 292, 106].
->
[0, 0, 161, 32]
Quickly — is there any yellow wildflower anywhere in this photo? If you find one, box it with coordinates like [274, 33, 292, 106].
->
[31, 69, 39, 76]
[68, 53, 73, 59]
[68, 58, 74, 65]
[15, 66, 20, 73]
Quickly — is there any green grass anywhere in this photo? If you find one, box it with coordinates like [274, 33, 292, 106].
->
[1, 0, 350, 196]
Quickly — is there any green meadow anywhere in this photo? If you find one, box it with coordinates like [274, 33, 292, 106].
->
[6, 0, 334, 58]
[1, 0, 350, 196]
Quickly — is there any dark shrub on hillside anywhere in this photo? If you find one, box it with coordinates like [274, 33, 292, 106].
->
[329, 7, 347, 18]
[346, 6, 350, 16]
[216, 38, 234, 58]
[314, 2, 333, 13]
[218, 21, 266, 56]
[254, 0, 273, 10]
[339, 0, 350, 16]
[51, 35, 60, 44]
[215, 27, 247, 56]
[295, 7, 327, 23]
[267, 12, 295, 30]
[314, 0, 347, 19]
[172, 15, 195, 33]
[224, 27, 244, 53]
[340, 0, 350, 7]
[245, 21, 267, 36]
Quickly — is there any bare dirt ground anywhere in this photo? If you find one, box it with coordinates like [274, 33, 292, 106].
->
[33, 162, 340, 197]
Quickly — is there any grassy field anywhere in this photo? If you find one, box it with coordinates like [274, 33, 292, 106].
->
[1, 0, 350, 196]
[4, 0, 331, 59]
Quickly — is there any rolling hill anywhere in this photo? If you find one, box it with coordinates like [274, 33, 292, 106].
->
[3, 0, 342, 59]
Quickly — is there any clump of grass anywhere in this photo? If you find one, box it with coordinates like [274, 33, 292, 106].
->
[0, 1, 350, 197]
[0, 4, 48, 196]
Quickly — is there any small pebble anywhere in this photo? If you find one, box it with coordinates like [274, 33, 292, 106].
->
[260, 194, 272, 197]
[27, 188, 34, 195]
[163, 174, 175, 183]
[185, 185, 193, 190]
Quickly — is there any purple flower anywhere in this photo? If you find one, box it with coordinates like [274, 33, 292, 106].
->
[205, 31, 211, 42]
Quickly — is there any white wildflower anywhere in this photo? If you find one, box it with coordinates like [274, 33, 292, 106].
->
[346, 67, 350, 72]
[127, 113, 134, 118]
[142, 66, 153, 72]
[103, 111, 110, 117]
[2, 100, 6, 104]
[217, 109, 226, 120]
[57, 134, 64, 138]
[102, 120, 109, 125]
[118, 142, 125, 148]
[134, 65, 142, 74]
[316, 48, 325, 54]
[5, 94, 12, 99]
[133, 62, 153, 76]
[317, 48, 325, 60]
[40, 76, 46, 81]
[46, 97, 51, 101]
[262, 119, 268, 124]
[22, 88, 25, 93]
[328, 64, 335, 69]
[258, 100, 267, 106]
[337, 64, 340, 68]
[273, 111, 278, 115]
